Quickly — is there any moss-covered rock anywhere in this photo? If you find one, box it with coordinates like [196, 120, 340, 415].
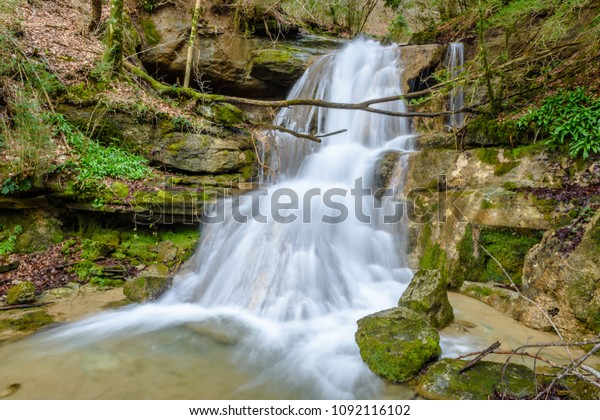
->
[373, 151, 401, 196]
[123, 273, 171, 303]
[448, 224, 543, 288]
[250, 48, 307, 86]
[417, 359, 536, 400]
[6, 281, 36, 305]
[399, 269, 454, 329]
[460, 281, 525, 320]
[123, 264, 170, 302]
[355, 307, 441, 383]
[0, 310, 55, 332]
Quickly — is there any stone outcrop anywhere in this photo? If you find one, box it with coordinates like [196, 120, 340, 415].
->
[6, 281, 36, 305]
[138, 7, 341, 98]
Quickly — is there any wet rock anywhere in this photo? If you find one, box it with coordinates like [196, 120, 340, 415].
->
[6, 281, 36, 305]
[417, 358, 536, 400]
[123, 273, 171, 303]
[0, 259, 19, 274]
[460, 281, 526, 321]
[157, 240, 178, 263]
[250, 48, 307, 86]
[154, 132, 250, 174]
[0, 310, 54, 332]
[355, 306, 441, 383]
[373, 151, 401, 193]
[399, 269, 454, 329]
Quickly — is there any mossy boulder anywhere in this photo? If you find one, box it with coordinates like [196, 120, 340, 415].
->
[355, 307, 441, 383]
[417, 358, 537, 400]
[6, 281, 36, 305]
[399, 269, 454, 329]
[123, 265, 171, 302]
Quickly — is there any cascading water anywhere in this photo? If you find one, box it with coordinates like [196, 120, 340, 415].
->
[0, 39, 419, 399]
[445, 42, 465, 130]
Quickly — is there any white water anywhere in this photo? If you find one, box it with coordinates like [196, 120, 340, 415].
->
[1, 40, 424, 399]
[445, 42, 465, 130]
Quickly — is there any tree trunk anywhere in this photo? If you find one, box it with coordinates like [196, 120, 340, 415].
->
[104, 0, 124, 75]
[184, 0, 203, 88]
[89, 0, 102, 32]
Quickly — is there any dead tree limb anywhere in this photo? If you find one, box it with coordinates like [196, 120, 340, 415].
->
[459, 341, 501, 373]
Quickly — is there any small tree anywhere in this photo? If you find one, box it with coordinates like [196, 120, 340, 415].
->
[104, 0, 124, 75]
[184, 0, 202, 88]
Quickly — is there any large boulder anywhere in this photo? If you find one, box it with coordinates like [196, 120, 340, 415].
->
[355, 306, 441, 383]
[417, 358, 537, 400]
[399, 269, 454, 329]
[6, 281, 36, 305]
[520, 212, 600, 337]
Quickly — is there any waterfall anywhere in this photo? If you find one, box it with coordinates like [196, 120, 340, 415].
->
[7, 39, 418, 399]
[445, 42, 464, 130]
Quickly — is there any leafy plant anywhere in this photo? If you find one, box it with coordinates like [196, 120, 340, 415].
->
[517, 88, 600, 159]
[0, 224, 23, 255]
[48, 114, 152, 182]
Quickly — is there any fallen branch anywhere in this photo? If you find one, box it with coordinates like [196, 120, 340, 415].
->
[0, 302, 53, 311]
[459, 341, 501, 373]
[253, 124, 347, 144]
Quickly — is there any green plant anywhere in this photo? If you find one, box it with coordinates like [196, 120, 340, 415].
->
[518, 88, 600, 159]
[0, 224, 23, 255]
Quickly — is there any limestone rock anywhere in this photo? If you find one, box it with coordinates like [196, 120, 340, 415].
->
[417, 359, 536, 400]
[123, 274, 171, 303]
[355, 306, 441, 383]
[399, 269, 454, 329]
[250, 48, 307, 86]
[373, 151, 401, 194]
[6, 281, 36, 305]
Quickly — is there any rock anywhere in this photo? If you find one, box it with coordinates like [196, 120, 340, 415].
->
[123, 274, 171, 303]
[355, 306, 441, 383]
[414, 133, 455, 150]
[6, 281, 36, 305]
[417, 359, 536, 400]
[152, 132, 251, 174]
[520, 212, 600, 337]
[399, 269, 454, 329]
[250, 48, 307, 86]
[372, 151, 401, 195]
[398, 44, 446, 94]
[157, 240, 178, 263]
[139, 7, 338, 98]
[14, 210, 64, 253]
[0, 259, 19, 273]
[460, 281, 526, 321]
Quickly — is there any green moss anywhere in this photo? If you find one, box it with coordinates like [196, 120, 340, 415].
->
[70, 260, 103, 283]
[461, 282, 494, 298]
[209, 103, 246, 126]
[110, 181, 130, 199]
[355, 307, 441, 383]
[568, 276, 600, 333]
[465, 115, 529, 147]
[494, 161, 518, 176]
[481, 199, 493, 209]
[502, 181, 519, 190]
[476, 148, 500, 165]
[449, 224, 543, 287]
[81, 239, 116, 261]
[252, 48, 295, 66]
[6, 281, 36, 305]
[140, 17, 161, 46]
[0, 311, 55, 332]
[123, 275, 171, 302]
[417, 359, 536, 400]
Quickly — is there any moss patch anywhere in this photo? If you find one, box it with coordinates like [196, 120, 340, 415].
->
[140, 17, 161, 46]
[417, 359, 536, 400]
[449, 224, 543, 287]
[0, 310, 55, 332]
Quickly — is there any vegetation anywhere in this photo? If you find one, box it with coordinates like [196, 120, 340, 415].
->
[517, 88, 600, 159]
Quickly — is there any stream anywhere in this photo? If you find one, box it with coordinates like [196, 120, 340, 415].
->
[0, 39, 588, 400]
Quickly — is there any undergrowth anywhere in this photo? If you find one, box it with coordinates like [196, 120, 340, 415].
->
[517, 88, 600, 159]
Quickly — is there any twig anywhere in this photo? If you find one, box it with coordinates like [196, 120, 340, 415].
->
[459, 341, 501, 373]
[0, 302, 53, 311]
